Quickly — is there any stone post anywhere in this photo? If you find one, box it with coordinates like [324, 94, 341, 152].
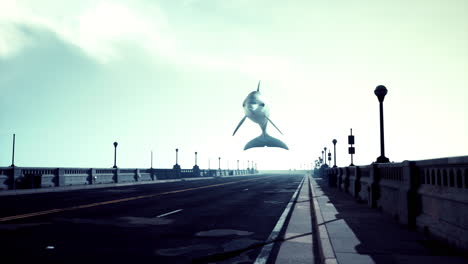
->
[56, 168, 65, 186]
[369, 163, 380, 208]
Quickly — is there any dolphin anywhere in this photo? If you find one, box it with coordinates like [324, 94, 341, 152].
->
[232, 81, 289, 150]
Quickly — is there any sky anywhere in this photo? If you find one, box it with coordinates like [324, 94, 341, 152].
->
[0, 0, 467, 170]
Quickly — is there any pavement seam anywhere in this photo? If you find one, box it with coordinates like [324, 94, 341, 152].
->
[309, 175, 338, 264]
[253, 175, 306, 264]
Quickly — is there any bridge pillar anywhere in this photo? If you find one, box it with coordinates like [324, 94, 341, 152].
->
[352, 166, 362, 200]
[173, 164, 181, 178]
[90, 168, 97, 184]
[192, 165, 200, 177]
[56, 168, 65, 187]
[399, 161, 418, 227]
[8, 167, 22, 190]
[135, 169, 141, 182]
[369, 163, 380, 208]
[113, 168, 120, 183]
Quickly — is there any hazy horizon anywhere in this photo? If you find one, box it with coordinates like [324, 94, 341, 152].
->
[1, 0, 467, 169]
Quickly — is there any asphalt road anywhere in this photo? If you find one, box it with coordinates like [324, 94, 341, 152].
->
[0, 174, 304, 263]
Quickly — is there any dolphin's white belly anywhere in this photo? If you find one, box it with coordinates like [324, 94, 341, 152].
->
[245, 109, 268, 129]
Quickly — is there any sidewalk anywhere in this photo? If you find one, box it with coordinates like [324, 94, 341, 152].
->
[309, 176, 467, 264]
[274, 175, 319, 264]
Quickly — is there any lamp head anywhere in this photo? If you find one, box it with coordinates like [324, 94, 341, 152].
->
[374, 85, 388, 102]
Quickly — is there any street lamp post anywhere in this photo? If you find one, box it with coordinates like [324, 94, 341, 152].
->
[374, 85, 390, 163]
[237, 160, 239, 170]
[218, 157, 221, 170]
[332, 139, 337, 167]
[113, 142, 118, 168]
[324, 147, 327, 166]
[195, 152, 198, 166]
[10, 134, 16, 167]
[151, 150, 153, 168]
[175, 148, 179, 165]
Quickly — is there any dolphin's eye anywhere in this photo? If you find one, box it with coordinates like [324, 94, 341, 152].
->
[260, 103, 265, 107]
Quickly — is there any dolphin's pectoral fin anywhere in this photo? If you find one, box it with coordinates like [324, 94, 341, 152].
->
[233, 116, 247, 136]
[265, 116, 283, 135]
[244, 133, 288, 150]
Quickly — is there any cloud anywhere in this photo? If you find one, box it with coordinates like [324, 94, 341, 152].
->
[0, 0, 174, 63]
[0, 0, 308, 82]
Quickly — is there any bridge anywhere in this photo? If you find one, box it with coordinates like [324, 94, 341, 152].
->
[0, 155, 467, 263]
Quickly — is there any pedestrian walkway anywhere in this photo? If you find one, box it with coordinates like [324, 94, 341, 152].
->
[274, 175, 319, 264]
[309, 176, 467, 264]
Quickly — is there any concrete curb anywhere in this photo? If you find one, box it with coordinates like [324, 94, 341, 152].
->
[0, 174, 260, 196]
[308, 175, 338, 264]
[254, 175, 306, 264]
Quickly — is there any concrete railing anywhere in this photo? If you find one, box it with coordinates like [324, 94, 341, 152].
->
[320, 155, 468, 251]
[0, 167, 258, 191]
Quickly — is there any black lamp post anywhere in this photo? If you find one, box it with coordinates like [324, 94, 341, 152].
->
[10, 134, 16, 167]
[195, 152, 198, 166]
[324, 147, 327, 166]
[328, 151, 331, 165]
[332, 139, 337, 167]
[113, 142, 118, 168]
[374, 85, 390, 163]
[175, 148, 179, 165]
[218, 157, 221, 170]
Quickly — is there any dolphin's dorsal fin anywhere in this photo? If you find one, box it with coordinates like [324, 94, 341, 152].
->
[233, 116, 247, 136]
[257, 80, 261, 92]
[266, 116, 283, 135]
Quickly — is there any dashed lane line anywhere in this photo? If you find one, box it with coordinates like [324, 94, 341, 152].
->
[156, 209, 183, 218]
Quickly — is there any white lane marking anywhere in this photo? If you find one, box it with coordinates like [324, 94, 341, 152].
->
[156, 209, 183, 218]
[0, 177, 274, 223]
[253, 175, 306, 264]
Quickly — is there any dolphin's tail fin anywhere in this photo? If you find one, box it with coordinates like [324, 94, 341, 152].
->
[244, 133, 289, 150]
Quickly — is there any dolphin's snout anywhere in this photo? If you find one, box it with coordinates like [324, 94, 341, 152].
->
[248, 104, 259, 111]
